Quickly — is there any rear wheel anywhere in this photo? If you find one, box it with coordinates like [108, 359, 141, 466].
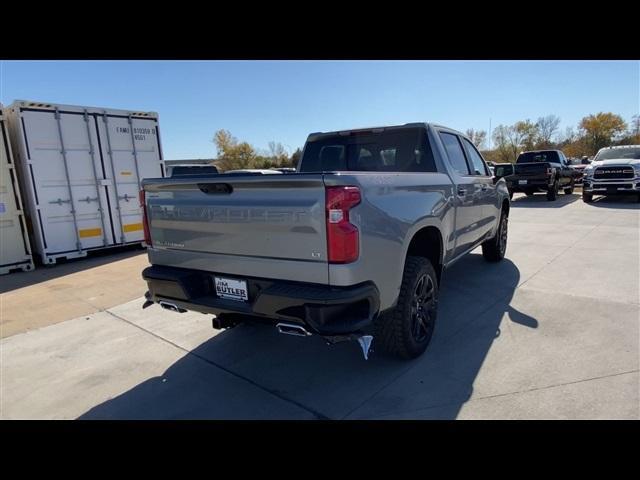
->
[547, 180, 559, 201]
[374, 256, 438, 360]
[564, 180, 575, 195]
[482, 208, 508, 262]
[525, 190, 535, 197]
[582, 192, 593, 203]
[509, 191, 514, 200]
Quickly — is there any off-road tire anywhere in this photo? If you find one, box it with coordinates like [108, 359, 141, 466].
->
[482, 208, 508, 262]
[547, 180, 559, 201]
[564, 180, 574, 195]
[374, 256, 438, 360]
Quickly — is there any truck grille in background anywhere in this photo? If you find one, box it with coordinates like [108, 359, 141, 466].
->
[593, 167, 634, 179]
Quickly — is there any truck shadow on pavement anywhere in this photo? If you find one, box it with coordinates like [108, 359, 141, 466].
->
[510, 193, 579, 208]
[0, 245, 145, 294]
[585, 195, 640, 209]
[80, 254, 537, 420]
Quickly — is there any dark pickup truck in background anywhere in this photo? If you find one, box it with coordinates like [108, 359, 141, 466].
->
[509, 150, 579, 201]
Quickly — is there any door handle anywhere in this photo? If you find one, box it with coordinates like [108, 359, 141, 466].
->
[457, 186, 467, 196]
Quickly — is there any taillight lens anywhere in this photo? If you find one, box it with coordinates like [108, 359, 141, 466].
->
[139, 189, 152, 247]
[326, 186, 361, 264]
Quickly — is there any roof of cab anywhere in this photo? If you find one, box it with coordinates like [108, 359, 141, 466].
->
[307, 122, 432, 141]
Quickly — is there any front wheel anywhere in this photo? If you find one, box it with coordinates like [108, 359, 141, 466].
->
[374, 256, 438, 360]
[482, 209, 508, 262]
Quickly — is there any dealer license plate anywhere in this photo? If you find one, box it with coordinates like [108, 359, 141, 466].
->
[214, 277, 248, 302]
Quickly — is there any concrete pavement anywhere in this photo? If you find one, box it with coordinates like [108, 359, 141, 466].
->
[1, 192, 638, 419]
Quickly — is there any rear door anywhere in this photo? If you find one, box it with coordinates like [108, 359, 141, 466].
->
[461, 137, 497, 237]
[438, 131, 485, 257]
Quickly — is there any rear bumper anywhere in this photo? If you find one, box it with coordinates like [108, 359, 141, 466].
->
[142, 265, 380, 336]
[509, 176, 552, 191]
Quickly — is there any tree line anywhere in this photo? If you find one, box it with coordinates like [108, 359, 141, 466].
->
[211, 112, 639, 171]
[212, 129, 300, 171]
[479, 112, 639, 164]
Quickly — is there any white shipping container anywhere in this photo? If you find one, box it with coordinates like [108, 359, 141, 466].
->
[5, 100, 165, 264]
[0, 107, 34, 274]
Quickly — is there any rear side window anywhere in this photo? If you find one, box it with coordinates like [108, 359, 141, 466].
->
[439, 132, 470, 175]
[462, 138, 490, 175]
[299, 128, 436, 173]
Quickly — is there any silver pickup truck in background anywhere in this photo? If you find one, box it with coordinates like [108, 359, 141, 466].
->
[140, 123, 511, 360]
[582, 145, 640, 203]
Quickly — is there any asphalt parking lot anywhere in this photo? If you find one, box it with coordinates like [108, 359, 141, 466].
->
[1, 192, 638, 419]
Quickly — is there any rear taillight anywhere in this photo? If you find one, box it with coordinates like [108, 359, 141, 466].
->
[139, 189, 152, 246]
[326, 186, 361, 264]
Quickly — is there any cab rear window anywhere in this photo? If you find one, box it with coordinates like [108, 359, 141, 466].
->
[516, 151, 559, 163]
[299, 128, 436, 173]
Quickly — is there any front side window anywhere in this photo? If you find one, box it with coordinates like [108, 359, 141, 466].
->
[439, 132, 470, 175]
[462, 138, 490, 175]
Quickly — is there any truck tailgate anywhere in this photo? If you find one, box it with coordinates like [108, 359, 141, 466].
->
[143, 174, 329, 283]
[514, 162, 549, 176]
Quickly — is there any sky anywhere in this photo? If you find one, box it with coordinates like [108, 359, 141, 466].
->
[1, 60, 638, 159]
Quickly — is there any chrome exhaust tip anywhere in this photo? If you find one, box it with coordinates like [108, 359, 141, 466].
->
[276, 322, 312, 337]
[159, 301, 186, 313]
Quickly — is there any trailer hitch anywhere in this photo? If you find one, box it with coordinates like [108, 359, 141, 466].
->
[324, 333, 374, 360]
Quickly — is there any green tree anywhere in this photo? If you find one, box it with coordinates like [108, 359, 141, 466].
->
[491, 121, 538, 162]
[515, 120, 538, 151]
[268, 141, 289, 166]
[535, 115, 560, 148]
[491, 125, 515, 162]
[213, 129, 258, 171]
[579, 112, 627, 154]
[465, 129, 487, 149]
[289, 147, 302, 167]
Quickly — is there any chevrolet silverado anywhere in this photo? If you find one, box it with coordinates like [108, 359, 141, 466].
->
[139, 123, 511, 360]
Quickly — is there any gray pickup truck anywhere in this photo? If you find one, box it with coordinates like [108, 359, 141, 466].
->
[140, 123, 511, 360]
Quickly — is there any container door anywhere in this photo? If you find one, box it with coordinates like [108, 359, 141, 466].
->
[0, 118, 33, 272]
[19, 109, 113, 256]
[95, 114, 163, 244]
